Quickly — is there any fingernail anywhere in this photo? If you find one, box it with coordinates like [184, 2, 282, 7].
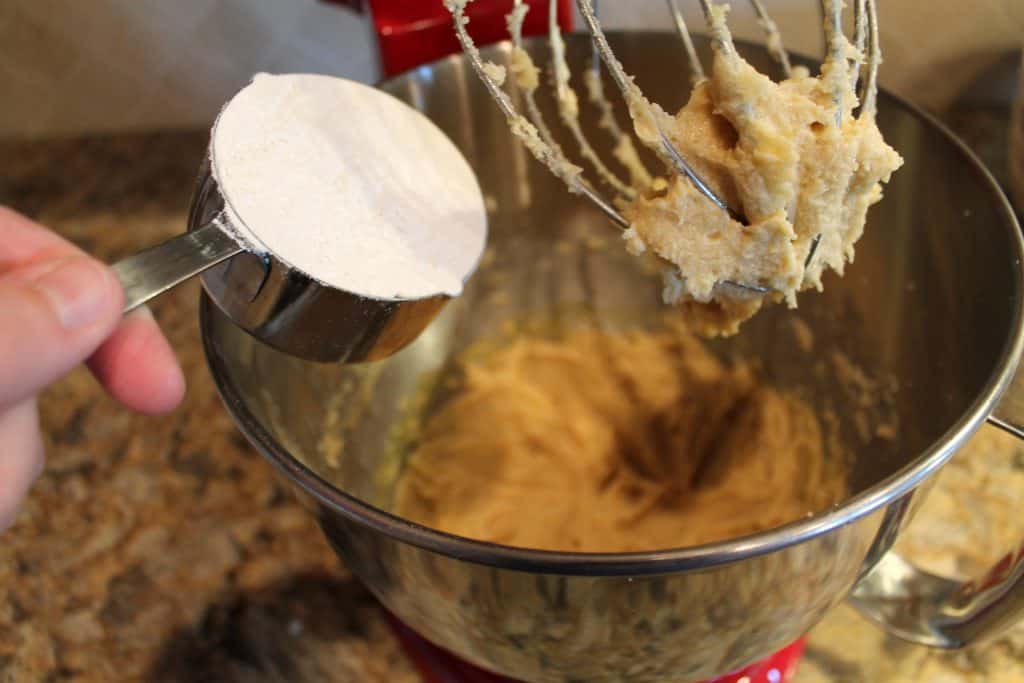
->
[31, 257, 113, 330]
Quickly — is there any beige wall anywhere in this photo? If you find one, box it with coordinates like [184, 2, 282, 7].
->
[1, 1, 1022, 140]
[0, 0, 378, 138]
[598, 0, 1024, 112]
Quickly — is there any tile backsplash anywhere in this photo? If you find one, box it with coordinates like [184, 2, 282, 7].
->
[1, 0, 1022, 139]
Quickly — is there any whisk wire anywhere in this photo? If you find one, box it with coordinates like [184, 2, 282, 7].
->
[822, 0, 847, 127]
[578, 0, 743, 222]
[546, 0, 636, 198]
[446, 0, 882, 298]
[860, 0, 880, 118]
[749, 0, 793, 76]
[665, 0, 707, 84]
[851, 0, 867, 90]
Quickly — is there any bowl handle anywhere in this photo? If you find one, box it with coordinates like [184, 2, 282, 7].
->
[848, 371, 1024, 647]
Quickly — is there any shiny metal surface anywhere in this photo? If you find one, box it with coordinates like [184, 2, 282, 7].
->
[113, 157, 451, 363]
[112, 221, 242, 313]
[188, 160, 451, 363]
[852, 546, 1024, 648]
[202, 34, 1024, 682]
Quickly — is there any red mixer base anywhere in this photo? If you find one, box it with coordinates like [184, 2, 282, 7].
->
[387, 613, 806, 683]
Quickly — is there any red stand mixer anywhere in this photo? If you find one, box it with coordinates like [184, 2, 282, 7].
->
[353, 2, 809, 680]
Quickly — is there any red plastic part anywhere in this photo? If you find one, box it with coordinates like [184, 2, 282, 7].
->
[387, 611, 807, 683]
[370, 0, 573, 78]
[706, 638, 807, 683]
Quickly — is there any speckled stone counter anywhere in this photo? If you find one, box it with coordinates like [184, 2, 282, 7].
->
[1, 85, 1023, 681]
[0, 133, 419, 683]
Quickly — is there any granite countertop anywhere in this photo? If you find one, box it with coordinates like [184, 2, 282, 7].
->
[0, 134, 419, 683]
[1, 62, 1023, 681]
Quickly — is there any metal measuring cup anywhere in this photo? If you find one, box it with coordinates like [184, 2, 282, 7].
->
[111, 156, 450, 364]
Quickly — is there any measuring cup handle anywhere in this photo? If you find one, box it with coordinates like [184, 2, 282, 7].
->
[849, 366, 1024, 647]
[111, 222, 243, 313]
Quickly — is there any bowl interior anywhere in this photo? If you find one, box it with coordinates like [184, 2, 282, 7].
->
[202, 33, 1023, 559]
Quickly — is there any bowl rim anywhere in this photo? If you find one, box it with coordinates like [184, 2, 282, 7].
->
[201, 33, 1024, 576]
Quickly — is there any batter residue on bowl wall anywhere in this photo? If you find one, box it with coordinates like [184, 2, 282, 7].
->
[393, 324, 846, 552]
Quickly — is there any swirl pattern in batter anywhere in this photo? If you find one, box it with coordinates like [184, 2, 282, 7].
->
[394, 324, 846, 552]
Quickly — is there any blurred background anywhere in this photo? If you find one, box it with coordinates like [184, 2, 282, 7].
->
[1, 0, 1022, 140]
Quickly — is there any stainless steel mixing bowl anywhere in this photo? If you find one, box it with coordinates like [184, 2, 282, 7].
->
[200, 34, 1024, 683]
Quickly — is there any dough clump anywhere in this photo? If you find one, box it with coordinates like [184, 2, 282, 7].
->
[624, 49, 903, 335]
[394, 325, 845, 552]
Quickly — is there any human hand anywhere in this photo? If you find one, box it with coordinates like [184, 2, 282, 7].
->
[0, 206, 185, 532]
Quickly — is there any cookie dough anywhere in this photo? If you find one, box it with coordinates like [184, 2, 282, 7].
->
[393, 325, 846, 552]
[621, 9, 904, 335]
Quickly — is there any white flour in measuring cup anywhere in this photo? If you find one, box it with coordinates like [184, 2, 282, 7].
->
[210, 72, 488, 300]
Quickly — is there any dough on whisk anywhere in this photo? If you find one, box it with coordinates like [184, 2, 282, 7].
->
[447, 0, 903, 335]
[623, 40, 903, 336]
[392, 324, 846, 552]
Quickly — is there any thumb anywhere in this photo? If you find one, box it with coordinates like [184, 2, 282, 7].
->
[0, 255, 124, 409]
